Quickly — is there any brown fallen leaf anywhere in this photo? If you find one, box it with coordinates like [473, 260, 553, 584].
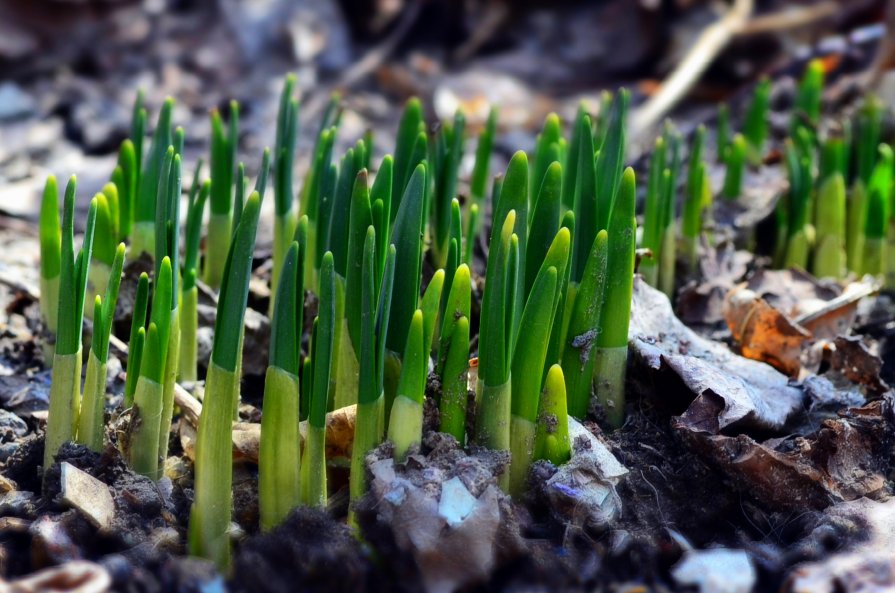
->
[723, 270, 878, 377]
[674, 394, 894, 511]
[5, 561, 110, 593]
[631, 278, 804, 431]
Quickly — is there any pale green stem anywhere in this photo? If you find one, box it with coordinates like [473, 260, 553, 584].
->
[189, 361, 239, 570]
[658, 225, 676, 298]
[130, 221, 156, 260]
[862, 236, 886, 277]
[784, 229, 810, 270]
[84, 262, 111, 320]
[44, 349, 81, 473]
[158, 309, 180, 468]
[349, 395, 384, 523]
[300, 424, 327, 508]
[179, 287, 199, 382]
[130, 375, 164, 478]
[76, 349, 106, 451]
[40, 275, 59, 363]
[269, 213, 297, 316]
[593, 346, 627, 427]
[387, 395, 422, 461]
[508, 415, 536, 497]
[259, 366, 301, 531]
[203, 213, 232, 290]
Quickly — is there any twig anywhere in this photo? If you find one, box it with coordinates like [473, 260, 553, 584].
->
[868, 0, 895, 88]
[301, 0, 424, 122]
[737, 1, 837, 37]
[631, 0, 754, 139]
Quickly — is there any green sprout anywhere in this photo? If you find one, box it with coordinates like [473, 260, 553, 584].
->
[128, 257, 173, 478]
[561, 229, 608, 419]
[132, 97, 174, 258]
[388, 310, 426, 460]
[792, 59, 824, 137]
[533, 364, 570, 466]
[39, 176, 61, 361]
[469, 107, 498, 238]
[509, 228, 569, 494]
[85, 191, 117, 318]
[189, 192, 261, 569]
[204, 102, 239, 290]
[431, 110, 466, 268]
[44, 179, 97, 476]
[848, 96, 883, 273]
[639, 136, 666, 287]
[716, 104, 730, 162]
[180, 175, 209, 382]
[301, 252, 336, 508]
[77, 243, 126, 451]
[270, 75, 300, 312]
[349, 234, 396, 520]
[862, 144, 893, 277]
[260, 239, 304, 531]
[437, 264, 471, 442]
[743, 78, 771, 165]
[124, 273, 150, 408]
[780, 140, 814, 270]
[593, 168, 636, 427]
[722, 134, 747, 199]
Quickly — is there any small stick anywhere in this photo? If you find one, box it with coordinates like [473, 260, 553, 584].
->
[631, 0, 754, 139]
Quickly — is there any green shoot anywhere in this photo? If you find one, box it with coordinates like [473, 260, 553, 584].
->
[862, 144, 892, 276]
[260, 241, 303, 531]
[301, 252, 335, 508]
[533, 364, 570, 466]
[388, 310, 426, 460]
[469, 107, 497, 236]
[124, 273, 150, 407]
[44, 181, 97, 476]
[132, 97, 174, 257]
[204, 102, 239, 289]
[743, 78, 771, 164]
[594, 168, 636, 427]
[271, 75, 300, 309]
[39, 176, 61, 359]
[509, 227, 569, 494]
[78, 243, 126, 451]
[189, 193, 261, 569]
[722, 134, 747, 199]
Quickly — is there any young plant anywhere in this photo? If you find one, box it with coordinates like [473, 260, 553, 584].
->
[722, 134, 747, 199]
[260, 241, 304, 531]
[128, 257, 173, 478]
[301, 252, 336, 508]
[387, 310, 426, 460]
[349, 234, 396, 516]
[781, 141, 814, 269]
[86, 192, 117, 318]
[189, 192, 261, 569]
[743, 78, 771, 164]
[469, 107, 497, 237]
[531, 113, 564, 208]
[383, 164, 427, 419]
[180, 178, 209, 382]
[848, 96, 883, 273]
[813, 172, 847, 279]
[132, 98, 174, 257]
[270, 75, 300, 311]
[716, 104, 730, 163]
[475, 211, 518, 470]
[509, 228, 569, 495]
[391, 98, 426, 215]
[639, 137, 666, 287]
[437, 264, 471, 442]
[593, 168, 636, 427]
[533, 364, 570, 466]
[39, 176, 61, 361]
[682, 160, 708, 272]
[658, 126, 683, 298]
[155, 149, 183, 466]
[862, 144, 893, 277]
[791, 59, 824, 137]
[124, 273, 150, 407]
[300, 125, 337, 289]
[431, 111, 465, 264]
[111, 139, 137, 241]
[204, 102, 239, 290]
[44, 180, 97, 475]
[561, 229, 608, 419]
[77, 243, 126, 451]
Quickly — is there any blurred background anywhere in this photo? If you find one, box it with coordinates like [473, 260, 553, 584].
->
[0, 0, 891, 226]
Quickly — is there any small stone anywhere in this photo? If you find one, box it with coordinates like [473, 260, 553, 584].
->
[672, 548, 756, 593]
[0, 408, 28, 440]
[0, 83, 35, 121]
[60, 462, 115, 530]
[438, 477, 478, 528]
